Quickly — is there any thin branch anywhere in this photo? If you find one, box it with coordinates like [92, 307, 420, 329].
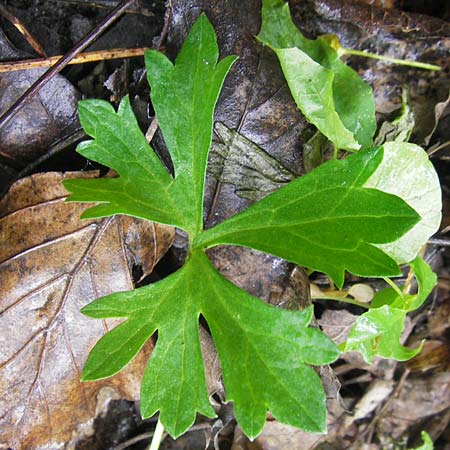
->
[58, 0, 155, 17]
[0, 0, 136, 131]
[0, 128, 86, 200]
[0, 47, 149, 73]
[0, 3, 47, 57]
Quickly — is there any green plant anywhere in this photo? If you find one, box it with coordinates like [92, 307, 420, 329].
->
[63, 2, 441, 444]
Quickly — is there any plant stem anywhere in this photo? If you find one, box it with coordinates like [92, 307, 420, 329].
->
[312, 295, 369, 309]
[382, 276, 404, 297]
[342, 48, 441, 71]
[148, 418, 165, 450]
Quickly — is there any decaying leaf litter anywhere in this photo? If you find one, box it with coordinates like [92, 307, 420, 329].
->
[0, 2, 448, 448]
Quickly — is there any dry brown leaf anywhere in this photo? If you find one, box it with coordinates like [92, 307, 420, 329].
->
[319, 310, 357, 345]
[377, 372, 450, 440]
[0, 172, 175, 450]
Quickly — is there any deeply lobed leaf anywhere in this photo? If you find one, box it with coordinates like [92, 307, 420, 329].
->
[65, 15, 236, 236]
[197, 147, 420, 288]
[64, 11, 424, 441]
[82, 251, 340, 438]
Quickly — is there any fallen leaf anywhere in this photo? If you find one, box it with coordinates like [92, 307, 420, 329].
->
[378, 372, 450, 440]
[0, 172, 174, 450]
[319, 310, 357, 345]
[209, 123, 295, 202]
[253, 420, 325, 450]
[0, 70, 80, 165]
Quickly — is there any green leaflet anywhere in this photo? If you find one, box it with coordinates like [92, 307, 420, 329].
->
[65, 15, 236, 236]
[412, 431, 434, 450]
[63, 96, 180, 226]
[342, 305, 422, 363]
[198, 147, 419, 288]
[257, 0, 376, 150]
[64, 12, 422, 441]
[371, 256, 437, 312]
[82, 250, 339, 437]
[342, 256, 436, 362]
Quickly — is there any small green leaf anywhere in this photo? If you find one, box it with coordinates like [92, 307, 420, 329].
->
[347, 256, 435, 362]
[198, 147, 420, 288]
[81, 251, 339, 438]
[408, 256, 437, 309]
[341, 305, 422, 363]
[365, 142, 442, 264]
[411, 431, 434, 450]
[257, 0, 376, 150]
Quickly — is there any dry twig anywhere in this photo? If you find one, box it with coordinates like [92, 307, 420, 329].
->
[0, 0, 136, 130]
[0, 47, 148, 73]
[0, 3, 47, 57]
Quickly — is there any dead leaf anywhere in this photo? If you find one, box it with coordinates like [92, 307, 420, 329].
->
[253, 421, 325, 450]
[377, 372, 450, 440]
[0, 69, 80, 165]
[319, 310, 357, 345]
[420, 91, 450, 146]
[0, 172, 174, 450]
[209, 123, 295, 202]
[405, 340, 450, 373]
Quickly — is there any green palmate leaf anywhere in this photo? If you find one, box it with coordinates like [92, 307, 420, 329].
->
[65, 15, 236, 236]
[198, 147, 420, 288]
[81, 251, 339, 438]
[365, 142, 442, 264]
[257, 0, 376, 150]
[64, 12, 424, 442]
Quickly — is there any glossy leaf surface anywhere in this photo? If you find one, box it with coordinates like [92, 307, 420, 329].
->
[199, 147, 419, 288]
[64, 12, 423, 441]
[82, 251, 339, 438]
[343, 256, 436, 362]
[342, 305, 422, 363]
[257, 0, 376, 150]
